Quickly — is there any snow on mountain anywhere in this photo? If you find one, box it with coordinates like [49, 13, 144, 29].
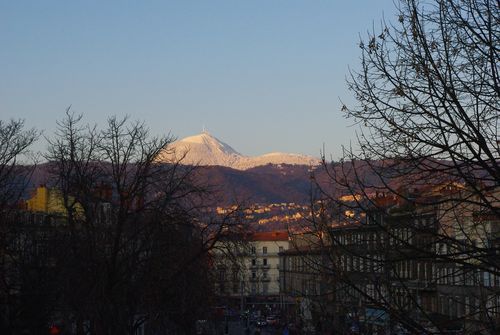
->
[156, 132, 241, 167]
[235, 152, 320, 170]
[156, 132, 320, 170]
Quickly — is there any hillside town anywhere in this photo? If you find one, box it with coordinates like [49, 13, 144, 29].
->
[215, 203, 310, 230]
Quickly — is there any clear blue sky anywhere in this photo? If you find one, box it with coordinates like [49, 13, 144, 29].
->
[0, 1, 397, 159]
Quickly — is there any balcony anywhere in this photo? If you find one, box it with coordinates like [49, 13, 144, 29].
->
[396, 279, 437, 291]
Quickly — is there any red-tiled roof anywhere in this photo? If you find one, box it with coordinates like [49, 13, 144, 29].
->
[249, 231, 289, 241]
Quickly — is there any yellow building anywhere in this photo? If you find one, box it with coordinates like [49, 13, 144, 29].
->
[26, 185, 72, 215]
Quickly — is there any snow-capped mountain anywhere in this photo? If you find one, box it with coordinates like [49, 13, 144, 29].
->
[156, 132, 320, 170]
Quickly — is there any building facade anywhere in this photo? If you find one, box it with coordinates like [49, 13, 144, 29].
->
[279, 187, 500, 334]
[214, 231, 290, 312]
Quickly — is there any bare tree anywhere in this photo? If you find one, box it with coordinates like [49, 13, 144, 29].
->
[341, 0, 499, 204]
[0, 119, 38, 210]
[299, 0, 499, 333]
[0, 119, 42, 334]
[42, 109, 241, 335]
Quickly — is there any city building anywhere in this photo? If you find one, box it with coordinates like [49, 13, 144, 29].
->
[213, 231, 290, 313]
[26, 185, 68, 214]
[279, 186, 500, 334]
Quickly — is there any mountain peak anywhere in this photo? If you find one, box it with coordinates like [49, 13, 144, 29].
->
[182, 131, 213, 144]
[157, 133, 320, 170]
[177, 132, 240, 156]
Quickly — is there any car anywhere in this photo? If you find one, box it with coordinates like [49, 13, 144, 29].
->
[266, 315, 279, 326]
[256, 318, 267, 327]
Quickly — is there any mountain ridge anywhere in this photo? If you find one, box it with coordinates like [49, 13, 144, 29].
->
[156, 132, 320, 170]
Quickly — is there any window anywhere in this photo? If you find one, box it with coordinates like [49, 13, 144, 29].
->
[483, 271, 492, 287]
[252, 259, 256, 266]
[252, 271, 256, 279]
[263, 246, 267, 254]
[251, 246, 256, 254]
[233, 282, 239, 294]
[232, 270, 239, 282]
[219, 269, 225, 281]
[449, 297, 456, 317]
[279, 246, 284, 253]
[262, 271, 267, 279]
[309, 281, 316, 295]
[263, 258, 268, 266]
[465, 296, 470, 315]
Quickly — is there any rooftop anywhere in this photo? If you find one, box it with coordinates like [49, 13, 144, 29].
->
[249, 231, 289, 241]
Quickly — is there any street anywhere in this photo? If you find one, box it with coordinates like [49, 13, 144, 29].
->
[213, 320, 281, 335]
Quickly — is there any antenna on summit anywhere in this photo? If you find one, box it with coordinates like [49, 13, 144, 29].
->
[202, 125, 208, 134]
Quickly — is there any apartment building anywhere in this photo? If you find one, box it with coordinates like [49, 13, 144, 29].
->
[279, 187, 500, 334]
[214, 231, 290, 311]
